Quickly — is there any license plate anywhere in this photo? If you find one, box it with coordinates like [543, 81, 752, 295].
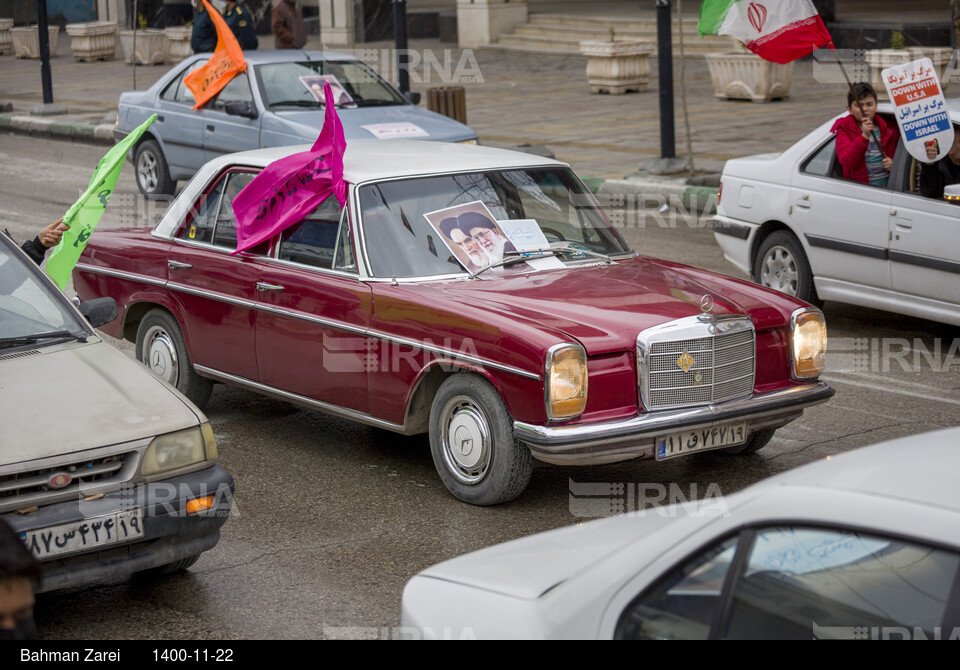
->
[656, 421, 748, 461]
[20, 510, 144, 560]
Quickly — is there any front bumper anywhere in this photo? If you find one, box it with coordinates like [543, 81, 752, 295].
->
[2, 464, 234, 593]
[514, 382, 834, 465]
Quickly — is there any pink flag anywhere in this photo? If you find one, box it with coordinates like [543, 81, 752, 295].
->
[232, 81, 346, 254]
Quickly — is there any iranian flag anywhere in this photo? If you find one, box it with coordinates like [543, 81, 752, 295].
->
[698, 0, 833, 64]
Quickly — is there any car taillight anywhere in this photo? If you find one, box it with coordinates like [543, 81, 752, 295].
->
[718, 181, 723, 204]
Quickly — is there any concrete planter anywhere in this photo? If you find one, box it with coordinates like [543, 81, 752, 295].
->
[10, 25, 60, 59]
[65, 21, 117, 62]
[579, 40, 654, 95]
[866, 48, 953, 100]
[164, 26, 193, 63]
[118, 29, 167, 65]
[0, 18, 14, 56]
[705, 52, 794, 102]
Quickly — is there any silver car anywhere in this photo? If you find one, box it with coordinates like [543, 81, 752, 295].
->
[116, 50, 479, 197]
[0, 233, 233, 592]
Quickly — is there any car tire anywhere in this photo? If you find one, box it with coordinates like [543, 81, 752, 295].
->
[135, 139, 176, 198]
[136, 309, 213, 408]
[428, 373, 533, 506]
[721, 428, 775, 455]
[753, 231, 821, 305]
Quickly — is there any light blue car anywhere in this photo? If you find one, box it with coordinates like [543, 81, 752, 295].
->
[116, 50, 478, 197]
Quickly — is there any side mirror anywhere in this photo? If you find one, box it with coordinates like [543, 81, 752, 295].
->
[224, 101, 258, 119]
[403, 91, 422, 106]
[944, 184, 960, 203]
[78, 297, 118, 328]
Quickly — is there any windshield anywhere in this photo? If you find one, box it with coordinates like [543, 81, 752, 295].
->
[359, 167, 633, 278]
[0, 237, 86, 343]
[256, 60, 406, 109]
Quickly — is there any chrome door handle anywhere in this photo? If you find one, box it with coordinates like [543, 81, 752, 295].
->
[256, 282, 284, 292]
[167, 260, 192, 270]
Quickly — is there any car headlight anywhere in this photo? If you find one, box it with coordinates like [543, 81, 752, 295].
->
[141, 424, 218, 476]
[546, 343, 588, 419]
[458, 139, 478, 145]
[790, 308, 827, 379]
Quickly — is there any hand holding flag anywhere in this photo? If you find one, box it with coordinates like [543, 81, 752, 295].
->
[184, 0, 246, 110]
[698, 0, 833, 64]
[231, 81, 347, 255]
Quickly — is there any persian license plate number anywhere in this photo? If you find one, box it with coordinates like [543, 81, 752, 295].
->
[656, 421, 748, 460]
[20, 510, 144, 560]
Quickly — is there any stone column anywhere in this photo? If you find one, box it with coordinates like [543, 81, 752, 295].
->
[456, 0, 527, 48]
[98, 0, 126, 25]
[319, 0, 357, 45]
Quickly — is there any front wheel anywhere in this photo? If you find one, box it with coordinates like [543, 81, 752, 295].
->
[753, 231, 820, 305]
[428, 373, 533, 505]
[721, 428, 775, 455]
[136, 309, 213, 408]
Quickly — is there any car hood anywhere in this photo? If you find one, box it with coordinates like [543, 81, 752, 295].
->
[435, 257, 800, 355]
[269, 105, 476, 142]
[417, 513, 680, 600]
[0, 339, 202, 465]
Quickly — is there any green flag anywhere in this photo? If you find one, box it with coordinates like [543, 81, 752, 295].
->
[46, 114, 157, 289]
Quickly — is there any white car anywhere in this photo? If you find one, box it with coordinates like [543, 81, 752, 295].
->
[401, 427, 960, 639]
[712, 101, 960, 327]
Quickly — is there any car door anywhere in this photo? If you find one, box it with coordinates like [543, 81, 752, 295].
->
[255, 196, 373, 414]
[166, 169, 264, 382]
[203, 72, 262, 163]
[155, 60, 208, 173]
[888, 136, 960, 310]
[789, 132, 894, 291]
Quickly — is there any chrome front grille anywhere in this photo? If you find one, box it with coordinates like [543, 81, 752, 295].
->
[638, 316, 756, 411]
[0, 452, 133, 512]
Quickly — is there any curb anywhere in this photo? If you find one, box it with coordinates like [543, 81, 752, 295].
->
[593, 178, 718, 216]
[0, 114, 114, 145]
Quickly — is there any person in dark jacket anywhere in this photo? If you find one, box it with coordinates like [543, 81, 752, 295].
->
[272, 0, 307, 50]
[223, 1, 258, 50]
[919, 130, 960, 200]
[0, 519, 41, 640]
[18, 220, 67, 266]
[191, 0, 218, 53]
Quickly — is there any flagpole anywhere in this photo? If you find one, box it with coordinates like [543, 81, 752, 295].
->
[132, 0, 138, 90]
[676, 0, 695, 177]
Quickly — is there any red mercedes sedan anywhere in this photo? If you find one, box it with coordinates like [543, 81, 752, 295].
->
[74, 141, 833, 505]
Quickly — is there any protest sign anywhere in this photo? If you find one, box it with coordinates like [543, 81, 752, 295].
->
[883, 57, 954, 163]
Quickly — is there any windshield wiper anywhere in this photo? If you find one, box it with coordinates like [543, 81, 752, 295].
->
[468, 243, 613, 279]
[269, 99, 323, 109]
[353, 99, 403, 107]
[0, 330, 87, 349]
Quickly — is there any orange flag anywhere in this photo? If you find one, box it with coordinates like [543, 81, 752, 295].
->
[184, 0, 246, 109]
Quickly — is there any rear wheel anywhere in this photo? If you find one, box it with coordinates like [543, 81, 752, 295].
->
[135, 139, 175, 198]
[139, 554, 201, 577]
[428, 373, 533, 505]
[721, 428, 775, 455]
[753, 231, 820, 305]
[136, 309, 213, 408]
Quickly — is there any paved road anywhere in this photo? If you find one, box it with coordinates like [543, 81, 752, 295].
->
[2, 135, 958, 640]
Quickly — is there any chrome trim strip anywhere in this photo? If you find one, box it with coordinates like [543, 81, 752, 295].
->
[167, 282, 258, 310]
[194, 365, 409, 433]
[254, 302, 369, 336]
[514, 382, 834, 454]
[74, 263, 167, 288]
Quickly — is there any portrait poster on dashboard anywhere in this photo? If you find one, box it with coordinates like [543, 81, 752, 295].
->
[424, 201, 534, 274]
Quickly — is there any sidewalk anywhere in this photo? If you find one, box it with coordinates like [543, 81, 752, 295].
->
[0, 34, 852, 210]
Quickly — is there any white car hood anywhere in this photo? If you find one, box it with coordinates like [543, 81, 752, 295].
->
[0, 339, 201, 465]
[418, 513, 679, 599]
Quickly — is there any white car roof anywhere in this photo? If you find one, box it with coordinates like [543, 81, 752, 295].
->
[216, 140, 566, 184]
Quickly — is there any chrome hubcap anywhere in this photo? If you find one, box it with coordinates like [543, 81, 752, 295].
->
[143, 326, 178, 385]
[438, 395, 491, 484]
[137, 151, 158, 192]
[760, 245, 799, 296]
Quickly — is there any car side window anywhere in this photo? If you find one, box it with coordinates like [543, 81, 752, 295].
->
[801, 137, 839, 178]
[160, 72, 184, 102]
[615, 535, 739, 640]
[213, 73, 254, 111]
[278, 196, 345, 270]
[174, 60, 207, 106]
[212, 172, 257, 249]
[333, 209, 357, 273]
[719, 527, 960, 640]
[180, 177, 225, 244]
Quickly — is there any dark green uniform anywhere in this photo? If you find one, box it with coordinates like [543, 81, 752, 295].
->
[223, 2, 259, 50]
[190, 5, 217, 53]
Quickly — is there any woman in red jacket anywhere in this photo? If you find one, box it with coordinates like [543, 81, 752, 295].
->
[832, 82, 899, 187]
